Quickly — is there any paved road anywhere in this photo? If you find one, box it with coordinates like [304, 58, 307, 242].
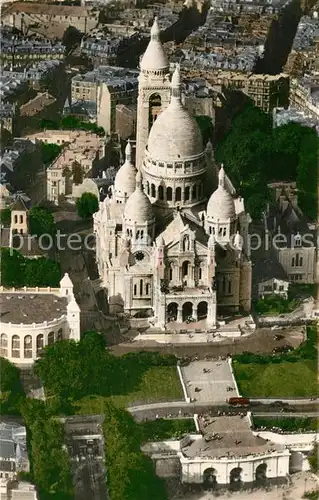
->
[128, 401, 319, 421]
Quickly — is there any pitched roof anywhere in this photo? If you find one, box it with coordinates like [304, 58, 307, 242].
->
[11, 197, 27, 212]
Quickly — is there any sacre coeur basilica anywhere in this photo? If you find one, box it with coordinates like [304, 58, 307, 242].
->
[94, 18, 252, 329]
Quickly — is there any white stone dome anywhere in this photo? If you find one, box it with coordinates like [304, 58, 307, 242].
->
[140, 18, 169, 72]
[207, 167, 235, 220]
[124, 171, 154, 222]
[114, 141, 137, 198]
[147, 65, 203, 162]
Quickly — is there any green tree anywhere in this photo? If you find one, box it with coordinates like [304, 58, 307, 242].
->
[21, 399, 74, 499]
[71, 160, 83, 185]
[61, 115, 81, 130]
[41, 143, 62, 166]
[308, 443, 318, 472]
[24, 258, 61, 287]
[194, 115, 213, 145]
[76, 192, 99, 218]
[29, 206, 56, 237]
[0, 357, 25, 414]
[0, 207, 11, 227]
[0, 248, 25, 287]
[62, 26, 83, 52]
[40, 119, 60, 130]
[0, 128, 13, 149]
[103, 403, 168, 500]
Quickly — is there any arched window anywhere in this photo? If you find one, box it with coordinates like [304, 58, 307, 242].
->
[209, 226, 212, 234]
[0, 334, 8, 356]
[24, 335, 32, 358]
[158, 185, 164, 200]
[146, 284, 150, 295]
[141, 230, 144, 240]
[166, 186, 172, 201]
[185, 186, 190, 201]
[149, 93, 162, 130]
[12, 335, 20, 358]
[223, 227, 227, 237]
[134, 284, 137, 296]
[48, 332, 55, 345]
[228, 279, 232, 294]
[176, 187, 181, 202]
[14, 215, 17, 223]
[292, 257, 295, 267]
[36, 334, 44, 355]
[136, 230, 140, 240]
[199, 268, 202, 280]
[57, 328, 63, 340]
[140, 279, 143, 296]
[151, 184, 156, 198]
[169, 265, 173, 281]
[299, 256, 303, 266]
[20, 215, 23, 224]
[146, 181, 150, 195]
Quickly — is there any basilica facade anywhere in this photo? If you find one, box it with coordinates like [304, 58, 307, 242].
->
[94, 18, 252, 328]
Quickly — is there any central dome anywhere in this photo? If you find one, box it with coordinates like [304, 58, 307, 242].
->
[147, 104, 203, 162]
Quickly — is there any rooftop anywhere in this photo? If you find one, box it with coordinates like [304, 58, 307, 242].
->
[182, 415, 284, 459]
[0, 293, 67, 324]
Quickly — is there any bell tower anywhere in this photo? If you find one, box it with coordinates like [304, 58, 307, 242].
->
[135, 17, 171, 169]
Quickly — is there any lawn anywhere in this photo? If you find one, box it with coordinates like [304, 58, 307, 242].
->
[252, 416, 318, 432]
[234, 360, 318, 397]
[74, 366, 183, 414]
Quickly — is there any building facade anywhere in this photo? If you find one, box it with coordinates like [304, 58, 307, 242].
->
[94, 19, 252, 328]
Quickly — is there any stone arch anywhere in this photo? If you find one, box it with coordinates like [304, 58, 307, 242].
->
[36, 334, 44, 355]
[255, 463, 267, 481]
[166, 186, 172, 201]
[12, 335, 20, 358]
[185, 186, 190, 201]
[0, 333, 8, 356]
[203, 468, 217, 488]
[229, 467, 243, 489]
[289, 451, 304, 473]
[158, 185, 164, 201]
[151, 184, 156, 198]
[197, 301, 208, 320]
[182, 260, 190, 278]
[149, 93, 162, 130]
[176, 187, 181, 202]
[182, 302, 193, 321]
[48, 331, 55, 345]
[167, 302, 178, 321]
[24, 335, 32, 358]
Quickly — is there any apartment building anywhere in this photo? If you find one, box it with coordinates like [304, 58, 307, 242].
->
[26, 130, 105, 204]
[205, 71, 290, 112]
[290, 76, 319, 120]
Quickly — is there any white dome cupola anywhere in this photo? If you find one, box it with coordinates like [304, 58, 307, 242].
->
[146, 64, 203, 162]
[140, 17, 169, 73]
[114, 140, 137, 203]
[123, 170, 155, 245]
[206, 165, 237, 243]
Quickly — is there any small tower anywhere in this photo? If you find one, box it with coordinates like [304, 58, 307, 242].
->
[155, 236, 165, 280]
[136, 17, 171, 168]
[10, 197, 28, 236]
[67, 297, 81, 341]
[59, 273, 74, 299]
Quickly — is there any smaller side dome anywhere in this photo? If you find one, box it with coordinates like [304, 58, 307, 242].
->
[207, 166, 235, 220]
[124, 171, 154, 223]
[114, 140, 137, 199]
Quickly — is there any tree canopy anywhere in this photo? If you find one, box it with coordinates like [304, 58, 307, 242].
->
[0, 357, 25, 414]
[29, 206, 56, 237]
[194, 115, 213, 145]
[21, 399, 74, 500]
[40, 143, 62, 166]
[76, 192, 99, 218]
[1, 248, 61, 287]
[34, 332, 177, 410]
[215, 103, 318, 220]
[103, 403, 168, 500]
[62, 26, 83, 52]
[0, 207, 12, 227]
